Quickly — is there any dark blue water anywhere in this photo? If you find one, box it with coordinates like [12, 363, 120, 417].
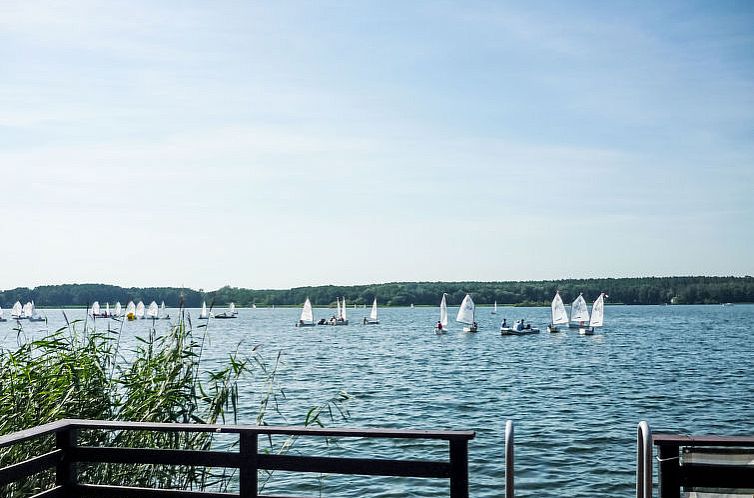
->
[4, 304, 753, 496]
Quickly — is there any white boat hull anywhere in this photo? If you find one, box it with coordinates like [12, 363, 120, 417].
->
[463, 326, 478, 333]
[579, 327, 595, 335]
[295, 322, 317, 327]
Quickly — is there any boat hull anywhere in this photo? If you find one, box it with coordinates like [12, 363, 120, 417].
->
[463, 326, 478, 333]
[295, 322, 317, 327]
[579, 327, 595, 335]
[363, 319, 379, 325]
[501, 327, 540, 336]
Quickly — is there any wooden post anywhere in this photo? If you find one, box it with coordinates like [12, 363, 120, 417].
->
[449, 439, 469, 498]
[658, 443, 681, 498]
[56, 427, 77, 497]
[239, 432, 258, 498]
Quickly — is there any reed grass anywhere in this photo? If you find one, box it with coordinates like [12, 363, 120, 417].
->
[0, 308, 349, 496]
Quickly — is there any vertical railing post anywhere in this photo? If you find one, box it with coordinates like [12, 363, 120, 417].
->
[505, 420, 514, 498]
[239, 431, 258, 498]
[449, 439, 469, 498]
[55, 426, 77, 498]
[637, 422, 652, 498]
[658, 443, 680, 498]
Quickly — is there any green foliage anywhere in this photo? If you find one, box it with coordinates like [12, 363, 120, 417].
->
[2, 276, 753, 309]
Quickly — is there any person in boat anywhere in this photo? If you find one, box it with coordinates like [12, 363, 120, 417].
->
[436, 320, 443, 330]
[525, 323, 531, 330]
[472, 321, 478, 330]
[299, 319, 304, 326]
[318, 318, 326, 325]
[363, 317, 368, 325]
[501, 318, 507, 328]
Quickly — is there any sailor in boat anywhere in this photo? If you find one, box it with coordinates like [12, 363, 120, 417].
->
[501, 318, 507, 328]
[318, 318, 326, 325]
[436, 320, 443, 331]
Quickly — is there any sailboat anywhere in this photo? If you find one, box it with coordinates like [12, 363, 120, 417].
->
[28, 301, 45, 322]
[456, 294, 477, 332]
[126, 301, 136, 321]
[135, 301, 146, 319]
[11, 301, 24, 319]
[159, 301, 170, 320]
[105, 302, 111, 318]
[492, 301, 498, 315]
[146, 301, 159, 319]
[435, 294, 449, 334]
[547, 292, 569, 333]
[0, 306, 6, 322]
[198, 301, 210, 320]
[363, 298, 379, 325]
[327, 297, 348, 325]
[22, 302, 33, 319]
[215, 303, 238, 319]
[90, 301, 106, 318]
[113, 302, 122, 318]
[569, 294, 590, 329]
[580, 293, 605, 335]
[295, 298, 316, 327]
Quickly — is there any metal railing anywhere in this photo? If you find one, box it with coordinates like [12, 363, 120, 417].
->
[0, 419, 476, 498]
[637, 421, 754, 498]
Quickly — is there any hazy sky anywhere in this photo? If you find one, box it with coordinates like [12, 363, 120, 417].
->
[1, 1, 752, 290]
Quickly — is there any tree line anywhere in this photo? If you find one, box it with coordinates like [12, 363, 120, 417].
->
[1, 276, 752, 308]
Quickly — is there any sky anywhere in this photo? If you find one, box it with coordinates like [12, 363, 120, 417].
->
[1, 1, 753, 291]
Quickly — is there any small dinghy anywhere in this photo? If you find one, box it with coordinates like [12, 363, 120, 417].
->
[295, 298, 317, 327]
[456, 294, 478, 333]
[580, 293, 605, 335]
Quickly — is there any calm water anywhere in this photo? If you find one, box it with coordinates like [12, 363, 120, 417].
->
[3, 304, 753, 497]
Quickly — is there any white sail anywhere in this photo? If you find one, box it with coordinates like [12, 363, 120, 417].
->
[589, 293, 605, 328]
[336, 298, 341, 319]
[126, 301, 136, 316]
[456, 294, 475, 325]
[105, 302, 110, 316]
[12, 301, 22, 318]
[300, 298, 314, 323]
[440, 294, 448, 327]
[135, 301, 145, 318]
[493, 301, 498, 313]
[229, 302, 237, 315]
[370, 298, 378, 321]
[114, 302, 122, 316]
[551, 292, 569, 325]
[159, 301, 165, 318]
[570, 294, 590, 323]
[147, 301, 159, 318]
[91, 301, 100, 316]
[23, 302, 33, 318]
[0, 306, 3, 319]
[200, 301, 208, 318]
[342, 298, 347, 320]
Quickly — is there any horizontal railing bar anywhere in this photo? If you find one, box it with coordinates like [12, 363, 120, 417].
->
[64, 419, 474, 440]
[30, 486, 64, 498]
[654, 434, 754, 446]
[680, 463, 754, 487]
[0, 449, 63, 486]
[74, 483, 234, 498]
[72, 446, 240, 468]
[258, 454, 452, 478]
[0, 420, 71, 449]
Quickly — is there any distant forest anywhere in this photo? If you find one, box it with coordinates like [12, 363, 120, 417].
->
[1, 276, 752, 308]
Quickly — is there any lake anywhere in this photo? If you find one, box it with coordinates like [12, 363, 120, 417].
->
[3, 304, 753, 497]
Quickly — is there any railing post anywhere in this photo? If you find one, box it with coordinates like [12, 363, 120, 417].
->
[658, 443, 680, 498]
[56, 426, 77, 498]
[239, 431, 258, 498]
[636, 422, 653, 498]
[505, 420, 514, 498]
[449, 439, 469, 498]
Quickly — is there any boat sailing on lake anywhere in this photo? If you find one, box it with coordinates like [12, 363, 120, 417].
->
[363, 298, 379, 325]
[569, 294, 590, 329]
[296, 298, 316, 327]
[327, 297, 348, 325]
[198, 301, 209, 320]
[547, 291, 569, 333]
[456, 294, 478, 333]
[435, 293, 449, 334]
[214, 303, 238, 319]
[580, 293, 605, 335]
